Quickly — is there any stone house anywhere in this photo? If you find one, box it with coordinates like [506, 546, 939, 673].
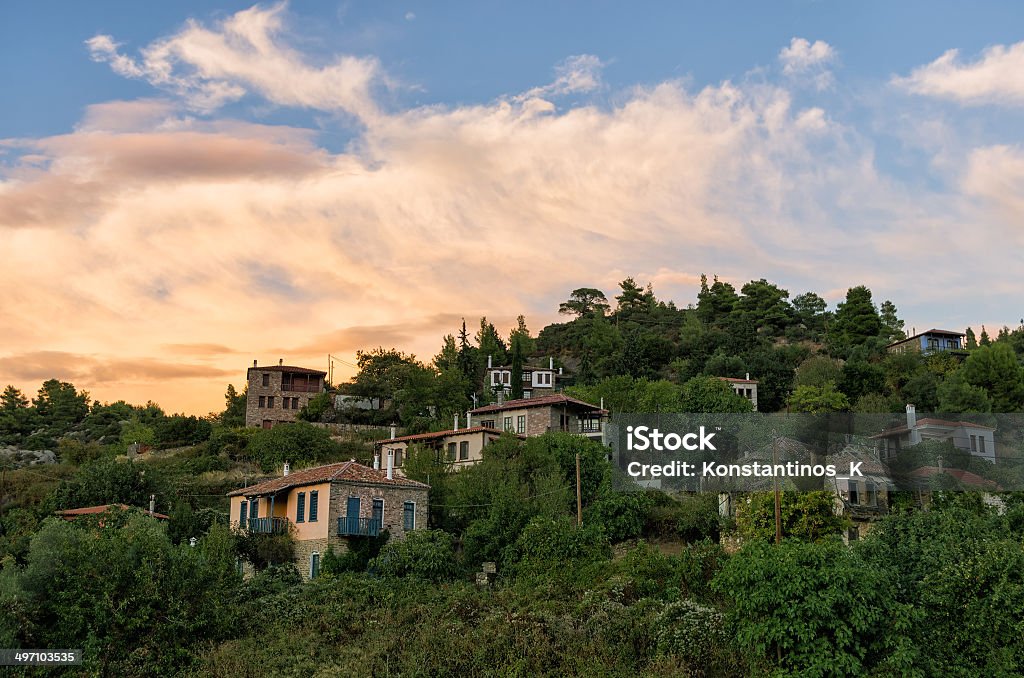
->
[485, 355, 562, 399]
[375, 424, 525, 471]
[245, 359, 327, 429]
[227, 460, 429, 579]
[469, 393, 607, 442]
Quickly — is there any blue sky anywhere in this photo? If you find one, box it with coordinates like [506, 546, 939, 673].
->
[1, 1, 1023, 412]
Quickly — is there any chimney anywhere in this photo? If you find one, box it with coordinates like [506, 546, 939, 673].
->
[283, 461, 290, 476]
[488, 355, 492, 369]
[279, 358, 283, 366]
[373, 451, 380, 470]
[549, 357, 554, 370]
[906, 404, 917, 429]
[253, 359, 258, 368]
[600, 397, 604, 410]
[745, 372, 750, 381]
[466, 412, 471, 428]
[454, 414, 459, 431]
[558, 367, 563, 375]
[386, 449, 394, 480]
[149, 494, 155, 516]
[389, 423, 397, 439]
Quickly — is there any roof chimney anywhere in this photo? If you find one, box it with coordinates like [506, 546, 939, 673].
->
[549, 357, 554, 370]
[466, 412, 471, 428]
[906, 404, 917, 429]
[279, 358, 283, 366]
[373, 451, 380, 470]
[488, 355, 492, 368]
[283, 461, 290, 476]
[454, 414, 459, 431]
[253, 359, 258, 368]
[386, 449, 394, 480]
[745, 372, 750, 381]
[389, 423, 397, 439]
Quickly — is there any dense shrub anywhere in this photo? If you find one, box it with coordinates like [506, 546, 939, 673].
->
[369, 529, 461, 582]
[246, 422, 339, 472]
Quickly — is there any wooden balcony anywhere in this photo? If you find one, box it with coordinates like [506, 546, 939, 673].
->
[337, 516, 383, 537]
[247, 517, 290, 534]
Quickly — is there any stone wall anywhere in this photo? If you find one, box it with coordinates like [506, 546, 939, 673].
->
[326, 480, 429, 554]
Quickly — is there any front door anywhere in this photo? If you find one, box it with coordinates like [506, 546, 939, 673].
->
[346, 496, 361, 534]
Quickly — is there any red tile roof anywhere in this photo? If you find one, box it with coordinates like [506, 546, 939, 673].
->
[908, 466, 999, 490]
[247, 365, 327, 376]
[377, 426, 522, 445]
[55, 504, 170, 520]
[469, 393, 606, 415]
[227, 460, 428, 497]
[872, 418, 996, 437]
[718, 376, 758, 384]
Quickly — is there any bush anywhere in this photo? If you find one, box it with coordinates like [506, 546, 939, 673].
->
[655, 599, 728, 668]
[586, 491, 654, 543]
[322, 531, 390, 574]
[504, 515, 610, 579]
[369, 530, 461, 582]
[246, 422, 338, 472]
[235, 530, 296, 570]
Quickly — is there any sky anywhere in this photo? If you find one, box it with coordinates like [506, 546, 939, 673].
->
[1, 1, 1023, 415]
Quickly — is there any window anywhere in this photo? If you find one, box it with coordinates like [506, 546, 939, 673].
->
[979, 437, 987, 455]
[309, 491, 319, 521]
[970, 435, 977, 452]
[481, 419, 495, 429]
[395, 449, 404, 467]
[249, 498, 259, 519]
[503, 417, 513, 431]
[516, 415, 526, 434]
[296, 492, 306, 522]
[866, 482, 877, 506]
[262, 373, 270, 387]
[267, 396, 275, 408]
[460, 441, 469, 460]
[310, 552, 320, 579]
[848, 481, 859, 505]
[491, 372, 501, 386]
[403, 501, 416, 531]
[258, 395, 266, 408]
[239, 500, 248, 527]
[293, 398, 300, 410]
[503, 372, 511, 385]
[523, 390, 532, 399]
[372, 498, 384, 528]
[447, 442, 457, 461]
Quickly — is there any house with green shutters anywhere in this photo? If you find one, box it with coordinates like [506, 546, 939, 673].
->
[227, 458, 429, 579]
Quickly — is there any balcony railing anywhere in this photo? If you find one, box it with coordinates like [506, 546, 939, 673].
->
[247, 516, 290, 534]
[337, 516, 383, 537]
[281, 383, 321, 393]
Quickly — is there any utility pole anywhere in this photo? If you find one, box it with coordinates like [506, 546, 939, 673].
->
[575, 453, 582, 527]
[772, 432, 782, 545]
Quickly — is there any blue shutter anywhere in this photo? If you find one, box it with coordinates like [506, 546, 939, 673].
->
[250, 498, 258, 519]
[403, 501, 415, 531]
[309, 491, 319, 522]
[239, 500, 248, 527]
[296, 492, 305, 523]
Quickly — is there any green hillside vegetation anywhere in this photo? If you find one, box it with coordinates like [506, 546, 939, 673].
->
[1, 276, 1023, 675]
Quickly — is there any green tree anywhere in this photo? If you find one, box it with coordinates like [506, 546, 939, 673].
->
[509, 332, 525, 400]
[712, 539, 916, 676]
[246, 422, 339, 472]
[829, 286, 882, 356]
[879, 300, 906, 343]
[937, 370, 992, 414]
[558, 288, 610, 318]
[221, 384, 247, 427]
[681, 376, 753, 413]
[792, 292, 829, 338]
[965, 327, 978, 350]
[788, 383, 850, 413]
[962, 343, 1024, 411]
[732, 278, 793, 335]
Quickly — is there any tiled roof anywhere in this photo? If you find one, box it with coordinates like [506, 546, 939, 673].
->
[718, 376, 758, 384]
[907, 466, 999, 490]
[55, 504, 170, 520]
[227, 460, 428, 497]
[247, 365, 327, 375]
[872, 418, 996, 437]
[376, 426, 521, 445]
[469, 393, 607, 415]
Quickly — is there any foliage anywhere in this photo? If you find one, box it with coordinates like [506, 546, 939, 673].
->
[246, 421, 339, 472]
[368, 529, 461, 582]
[735, 491, 848, 543]
[712, 539, 916, 676]
[788, 382, 851, 413]
[51, 457, 167, 512]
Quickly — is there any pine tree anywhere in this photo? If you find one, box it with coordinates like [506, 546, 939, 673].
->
[980, 326, 991, 346]
[966, 327, 978, 350]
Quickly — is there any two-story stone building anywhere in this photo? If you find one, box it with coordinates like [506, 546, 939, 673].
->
[245, 359, 327, 428]
[375, 423, 526, 471]
[469, 393, 607, 442]
[227, 459, 429, 579]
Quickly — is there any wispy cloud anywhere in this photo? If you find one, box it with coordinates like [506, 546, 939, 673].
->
[779, 37, 836, 90]
[894, 41, 1024, 106]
